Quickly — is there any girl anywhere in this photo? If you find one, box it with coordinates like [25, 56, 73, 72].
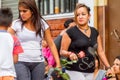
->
[8, 0, 61, 80]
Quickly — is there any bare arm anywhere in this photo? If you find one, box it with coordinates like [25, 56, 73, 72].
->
[7, 27, 16, 35]
[44, 28, 61, 68]
[13, 54, 18, 63]
[97, 35, 110, 68]
[60, 32, 71, 57]
[60, 32, 78, 60]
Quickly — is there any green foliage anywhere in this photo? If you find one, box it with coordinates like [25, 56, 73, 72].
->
[60, 58, 77, 68]
[53, 58, 77, 80]
[54, 67, 70, 80]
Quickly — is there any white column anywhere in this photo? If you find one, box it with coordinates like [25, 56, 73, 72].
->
[50, 0, 54, 14]
[60, 0, 64, 13]
[0, 0, 1, 8]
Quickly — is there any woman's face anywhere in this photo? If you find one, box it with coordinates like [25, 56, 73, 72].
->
[112, 58, 120, 74]
[19, 6, 32, 21]
[76, 7, 90, 26]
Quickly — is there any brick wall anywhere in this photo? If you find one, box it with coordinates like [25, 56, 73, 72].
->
[46, 18, 73, 39]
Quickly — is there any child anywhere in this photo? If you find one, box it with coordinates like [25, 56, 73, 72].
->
[0, 8, 23, 80]
[42, 39, 56, 79]
[42, 39, 56, 67]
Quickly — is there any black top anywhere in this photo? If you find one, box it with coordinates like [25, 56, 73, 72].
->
[66, 26, 99, 73]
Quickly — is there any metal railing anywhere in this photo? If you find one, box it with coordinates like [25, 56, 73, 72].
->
[37, 0, 78, 16]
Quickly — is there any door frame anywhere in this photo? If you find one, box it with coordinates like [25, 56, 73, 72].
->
[94, 0, 110, 65]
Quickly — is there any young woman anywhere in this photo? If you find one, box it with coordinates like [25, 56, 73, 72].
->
[112, 56, 120, 80]
[8, 0, 61, 80]
[60, 3, 110, 80]
[106, 56, 120, 80]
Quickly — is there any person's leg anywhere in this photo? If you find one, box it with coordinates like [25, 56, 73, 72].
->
[15, 62, 31, 80]
[66, 70, 86, 80]
[31, 62, 45, 80]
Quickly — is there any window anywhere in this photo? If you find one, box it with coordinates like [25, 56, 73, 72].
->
[37, 0, 78, 16]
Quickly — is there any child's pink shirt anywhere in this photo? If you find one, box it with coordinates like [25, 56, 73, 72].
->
[42, 47, 56, 67]
[12, 35, 23, 55]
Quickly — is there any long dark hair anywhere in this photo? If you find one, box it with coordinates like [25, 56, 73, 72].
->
[18, 0, 45, 37]
[116, 56, 120, 60]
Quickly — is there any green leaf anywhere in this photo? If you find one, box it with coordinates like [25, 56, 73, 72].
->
[72, 60, 77, 63]
[54, 68, 61, 71]
[61, 73, 70, 80]
[66, 62, 73, 65]
[51, 65, 70, 80]
[60, 59, 68, 64]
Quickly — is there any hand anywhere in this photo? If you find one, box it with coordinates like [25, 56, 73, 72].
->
[56, 65, 62, 70]
[106, 67, 116, 79]
[69, 52, 78, 61]
[48, 65, 53, 69]
[77, 51, 85, 58]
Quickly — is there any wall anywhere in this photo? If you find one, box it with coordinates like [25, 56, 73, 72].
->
[46, 0, 95, 38]
[46, 18, 73, 39]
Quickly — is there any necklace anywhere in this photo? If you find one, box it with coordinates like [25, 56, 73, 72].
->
[77, 26, 90, 33]
[84, 28, 89, 33]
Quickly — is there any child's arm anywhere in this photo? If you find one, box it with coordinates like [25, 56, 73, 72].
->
[12, 35, 23, 63]
[47, 47, 56, 67]
[13, 54, 18, 63]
